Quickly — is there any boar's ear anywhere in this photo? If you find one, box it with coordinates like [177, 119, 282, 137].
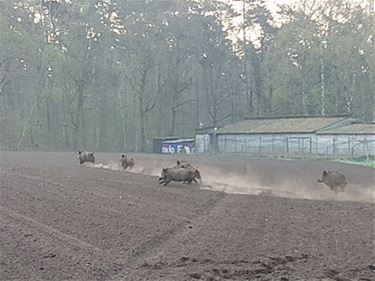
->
[177, 160, 181, 165]
[322, 170, 327, 176]
[121, 154, 125, 157]
[78, 151, 82, 154]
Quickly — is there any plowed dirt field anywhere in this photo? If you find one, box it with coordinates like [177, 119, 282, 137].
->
[0, 152, 374, 281]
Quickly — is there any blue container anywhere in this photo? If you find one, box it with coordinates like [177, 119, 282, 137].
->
[161, 139, 195, 154]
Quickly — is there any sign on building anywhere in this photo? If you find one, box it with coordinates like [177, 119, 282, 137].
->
[161, 139, 195, 154]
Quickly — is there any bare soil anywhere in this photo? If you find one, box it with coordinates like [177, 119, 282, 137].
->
[0, 151, 374, 281]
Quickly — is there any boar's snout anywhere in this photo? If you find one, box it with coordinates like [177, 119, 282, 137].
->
[317, 170, 328, 183]
[194, 170, 202, 180]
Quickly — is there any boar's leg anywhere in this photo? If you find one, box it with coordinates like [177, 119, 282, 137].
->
[163, 178, 172, 186]
[330, 186, 339, 194]
[192, 178, 198, 184]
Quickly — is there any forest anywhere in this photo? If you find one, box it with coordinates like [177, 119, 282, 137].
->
[0, 0, 373, 152]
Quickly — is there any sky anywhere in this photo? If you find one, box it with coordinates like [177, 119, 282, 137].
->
[226, 0, 299, 47]
[230, 0, 298, 15]
[265, 0, 298, 13]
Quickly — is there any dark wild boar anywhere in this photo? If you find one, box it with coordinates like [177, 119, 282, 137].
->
[318, 170, 347, 194]
[78, 151, 95, 164]
[159, 167, 202, 186]
[121, 154, 135, 170]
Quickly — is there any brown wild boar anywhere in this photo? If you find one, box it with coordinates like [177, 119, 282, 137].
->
[78, 151, 95, 164]
[159, 167, 202, 186]
[121, 154, 135, 170]
[318, 170, 347, 194]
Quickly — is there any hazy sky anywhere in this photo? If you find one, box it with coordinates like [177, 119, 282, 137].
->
[230, 0, 298, 14]
[227, 0, 298, 45]
[266, 0, 298, 13]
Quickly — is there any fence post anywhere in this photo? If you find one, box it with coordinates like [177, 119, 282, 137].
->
[348, 137, 351, 159]
[286, 137, 289, 156]
[272, 136, 275, 155]
[364, 137, 369, 162]
[333, 137, 336, 156]
[258, 137, 262, 155]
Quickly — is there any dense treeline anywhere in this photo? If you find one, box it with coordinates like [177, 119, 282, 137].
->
[0, 0, 373, 152]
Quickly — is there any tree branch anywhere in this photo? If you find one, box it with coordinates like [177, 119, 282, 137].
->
[173, 98, 194, 110]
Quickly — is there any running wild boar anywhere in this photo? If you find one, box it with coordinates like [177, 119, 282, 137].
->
[121, 154, 135, 170]
[78, 151, 95, 164]
[318, 170, 347, 194]
[159, 167, 202, 186]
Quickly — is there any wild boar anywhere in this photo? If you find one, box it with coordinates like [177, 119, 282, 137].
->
[159, 167, 202, 186]
[318, 170, 347, 194]
[121, 154, 135, 170]
[78, 151, 95, 164]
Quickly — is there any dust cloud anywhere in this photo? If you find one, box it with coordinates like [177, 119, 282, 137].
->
[87, 161, 121, 171]
[194, 165, 374, 203]
[84, 160, 374, 204]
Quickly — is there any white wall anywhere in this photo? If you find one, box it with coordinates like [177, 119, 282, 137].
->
[195, 134, 211, 153]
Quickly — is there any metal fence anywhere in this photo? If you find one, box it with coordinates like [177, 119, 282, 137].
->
[196, 134, 375, 159]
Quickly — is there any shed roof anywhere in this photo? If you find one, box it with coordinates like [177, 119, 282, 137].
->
[317, 123, 375, 135]
[217, 116, 349, 134]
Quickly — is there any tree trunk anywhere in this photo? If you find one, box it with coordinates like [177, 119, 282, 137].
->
[139, 91, 146, 152]
[0, 95, 7, 149]
[320, 43, 326, 116]
[46, 96, 52, 148]
[253, 56, 262, 117]
[268, 83, 273, 114]
[62, 94, 70, 149]
[170, 44, 180, 136]
[138, 67, 148, 152]
[171, 108, 177, 136]
[194, 66, 201, 128]
[74, 84, 85, 149]
[46, 78, 54, 148]
[301, 76, 306, 115]
[156, 65, 163, 137]
[118, 83, 127, 151]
